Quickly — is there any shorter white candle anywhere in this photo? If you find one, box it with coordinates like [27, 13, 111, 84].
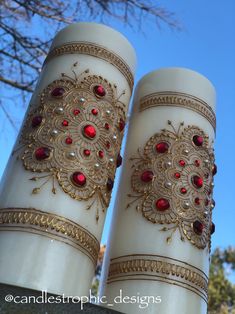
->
[101, 67, 216, 314]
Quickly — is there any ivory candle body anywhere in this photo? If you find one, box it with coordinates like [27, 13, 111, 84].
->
[102, 68, 216, 314]
[0, 23, 136, 296]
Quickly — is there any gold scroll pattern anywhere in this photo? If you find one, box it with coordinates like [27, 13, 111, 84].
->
[108, 254, 208, 303]
[44, 42, 134, 91]
[139, 91, 216, 131]
[0, 208, 100, 266]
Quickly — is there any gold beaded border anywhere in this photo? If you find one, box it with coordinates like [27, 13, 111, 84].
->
[139, 91, 216, 132]
[0, 208, 100, 266]
[107, 254, 208, 302]
[44, 42, 134, 91]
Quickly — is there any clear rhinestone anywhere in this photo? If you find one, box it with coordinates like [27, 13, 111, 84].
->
[51, 129, 58, 136]
[183, 202, 190, 209]
[55, 107, 64, 114]
[165, 161, 172, 167]
[204, 159, 210, 165]
[164, 182, 172, 188]
[67, 152, 75, 159]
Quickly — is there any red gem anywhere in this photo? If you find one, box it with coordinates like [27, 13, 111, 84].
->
[62, 120, 69, 127]
[156, 142, 169, 153]
[106, 141, 111, 149]
[99, 151, 104, 158]
[193, 135, 204, 146]
[195, 160, 200, 167]
[181, 187, 187, 194]
[116, 154, 122, 167]
[32, 115, 42, 128]
[51, 87, 65, 97]
[192, 175, 203, 188]
[83, 125, 96, 139]
[35, 147, 50, 160]
[73, 109, 80, 115]
[84, 149, 91, 156]
[212, 164, 217, 176]
[119, 119, 125, 132]
[155, 198, 170, 211]
[72, 172, 86, 186]
[205, 199, 210, 206]
[65, 137, 72, 144]
[107, 178, 114, 191]
[104, 123, 110, 130]
[91, 108, 98, 116]
[195, 197, 200, 205]
[94, 85, 106, 97]
[174, 172, 181, 179]
[193, 220, 204, 235]
[141, 170, 154, 183]
[179, 160, 186, 167]
[210, 223, 215, 235]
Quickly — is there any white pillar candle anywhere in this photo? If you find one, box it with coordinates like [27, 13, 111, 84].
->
[0, 22, 136, 296]
[102, 68, 216, 314]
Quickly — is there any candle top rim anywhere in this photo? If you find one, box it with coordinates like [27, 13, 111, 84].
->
[49, 22, 137, 75]
[134, 67, 216, 112]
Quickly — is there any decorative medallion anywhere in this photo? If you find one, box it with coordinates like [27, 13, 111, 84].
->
[16, 64, 126, 222]
[127, 121, 216, 249]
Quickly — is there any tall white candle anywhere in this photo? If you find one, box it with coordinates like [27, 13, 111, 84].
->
[102, 68, 216, 314]
[0, 22, 136, 296]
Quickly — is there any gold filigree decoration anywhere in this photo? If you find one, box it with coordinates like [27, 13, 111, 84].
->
[140, 91, 216, 131]
[107, 254, 208, 303]
[127, 121, 216, 249]
[16, 64, 127, 222]
[0, 207, 100, 265]
[44, 42, 134, 90]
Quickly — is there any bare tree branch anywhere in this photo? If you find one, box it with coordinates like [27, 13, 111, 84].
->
[0, 0, 180, 130]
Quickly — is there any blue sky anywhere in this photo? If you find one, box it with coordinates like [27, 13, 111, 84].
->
[0, 0, 234, 254]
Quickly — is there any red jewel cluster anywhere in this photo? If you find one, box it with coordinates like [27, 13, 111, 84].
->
[139, 136, 217, 236]
[34, 84, 123, 194]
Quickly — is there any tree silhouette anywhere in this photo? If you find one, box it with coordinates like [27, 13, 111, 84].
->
[0, 0, 180, 130]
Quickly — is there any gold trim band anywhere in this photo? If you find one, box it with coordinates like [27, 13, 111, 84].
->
[44, 42, 134, 91]
[0, 208, 100, 266]
[107, 254, 208, 302]
[139, 91, 216, 131]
